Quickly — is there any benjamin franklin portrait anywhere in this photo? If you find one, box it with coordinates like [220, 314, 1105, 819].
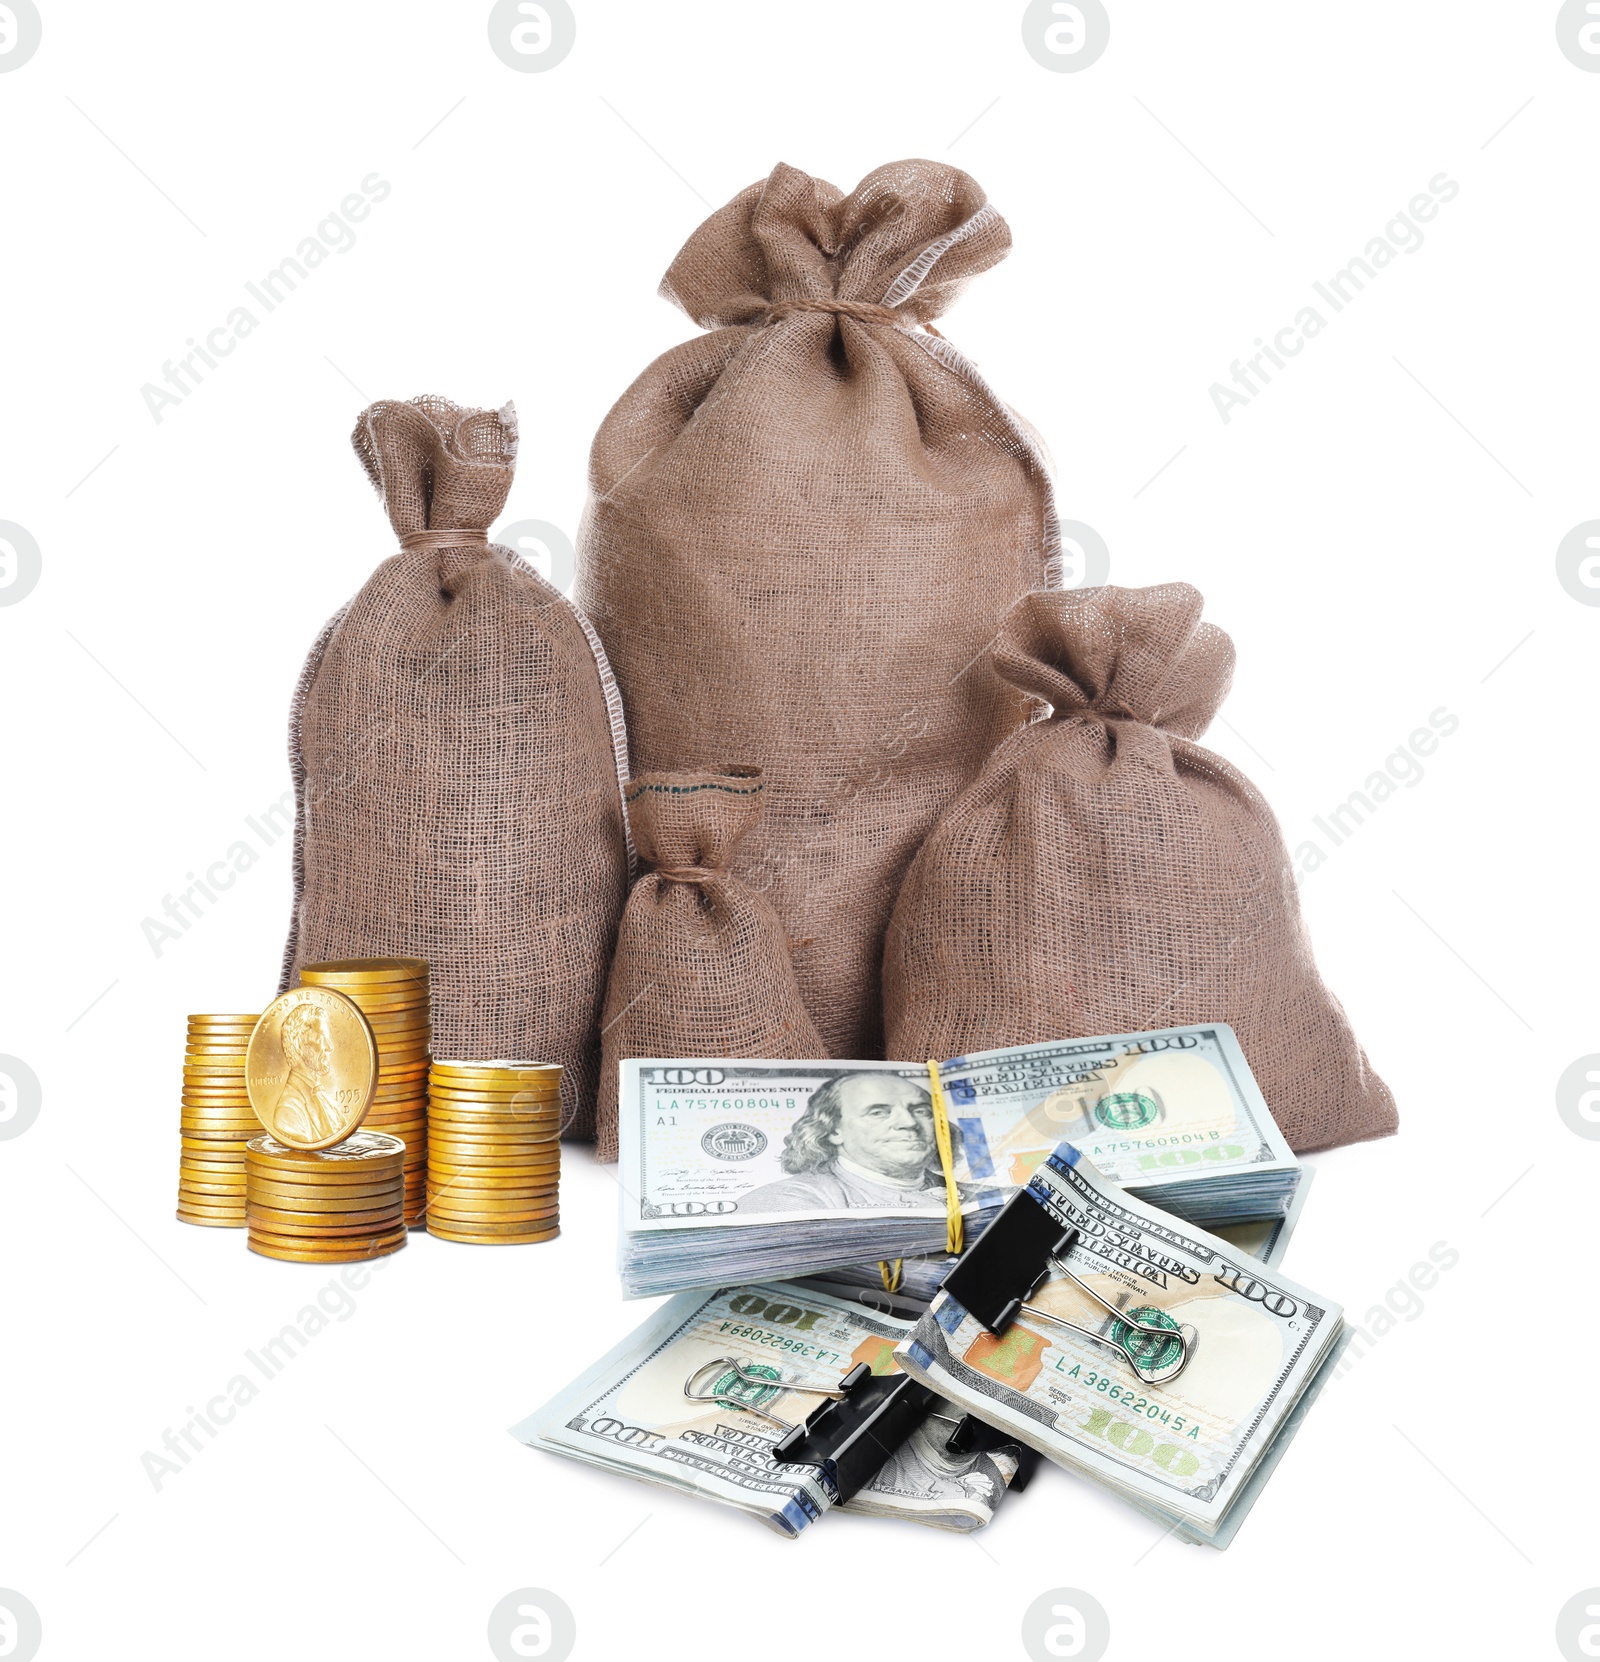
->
[738, 1072, 990, 1213]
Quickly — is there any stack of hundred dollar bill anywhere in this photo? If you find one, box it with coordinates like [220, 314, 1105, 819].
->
[894, 1144, 1346, 1547]
[511, 1281, 1026, 1536]
[618, 1025, 1303, 1300]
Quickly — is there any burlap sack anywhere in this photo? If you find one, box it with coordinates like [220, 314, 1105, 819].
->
[575, 158, 1059, 1060]
[281, 395, 632, 1137]
[596, 766, 825, 1162]
[883, 584, 1397, 1154]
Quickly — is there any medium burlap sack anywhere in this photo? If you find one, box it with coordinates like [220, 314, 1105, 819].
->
[281, 395, 632, 1137]
[575, 158, 1059, 1060]
[883, 583, 1397, 1154]
[596, 766, 826, 1162]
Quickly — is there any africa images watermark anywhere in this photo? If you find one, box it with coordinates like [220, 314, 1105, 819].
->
[1209, 172, 1460, 424]
[1327, 1239, 1460, 1382]
[140, 1259, 388, 1490]
[140, 172, 392, 424]
[1292, 706, 1459, 882]
[139, 789, 294, 956]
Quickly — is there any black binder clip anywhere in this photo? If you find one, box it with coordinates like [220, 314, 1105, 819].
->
[942, 1189, 1196, 1387]
[767, 1364, 939, 1504]
[685, 1355, 1040, 1500]
[943, 1413, 1041, 1491]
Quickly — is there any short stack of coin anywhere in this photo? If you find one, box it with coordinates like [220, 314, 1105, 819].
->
[244, 1131, 408, 1262]
[177, 1013, 264, 1227]
[426, 1061, 561, 1244]
[299, 959, 429, 1226]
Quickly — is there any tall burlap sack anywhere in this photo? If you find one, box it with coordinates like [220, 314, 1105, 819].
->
[597, 766, 826, 1162]
[575, 158, 1059, 1061]
[281, 395, 632, 1138]
[882, 584, 1397, 1154]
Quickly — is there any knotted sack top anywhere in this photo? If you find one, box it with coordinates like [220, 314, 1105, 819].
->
[353, 396, 516, 584]
[626, 766, 765, 883]
[661, 158, 1013, 331]
[993, 584, 1236, 740]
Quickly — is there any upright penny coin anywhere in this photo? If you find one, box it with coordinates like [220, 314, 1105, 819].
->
[245, 989, 378, 1151]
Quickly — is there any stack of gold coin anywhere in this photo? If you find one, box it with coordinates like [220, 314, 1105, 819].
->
[177, 1013, 264, 1227]
[426, 1061, 561, 1244]
[299, 959, 429, 1226]
[244, 1131, 408, 1262]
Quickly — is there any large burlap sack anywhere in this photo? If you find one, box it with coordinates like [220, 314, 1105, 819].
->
[596, 766, 825, 1162]
[575, 158, 1059, 1060]
[281, 395, 632, 1138]
[883, 584, 1397, 1154]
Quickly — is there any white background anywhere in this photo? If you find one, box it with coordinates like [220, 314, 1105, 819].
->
[1, 3, 1594, 1659]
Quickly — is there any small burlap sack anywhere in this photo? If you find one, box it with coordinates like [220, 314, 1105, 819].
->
[575, 158, 1059, 1061]
[596, 766, 826, 1162]
[883, 584, 1397, 1154]
[281, 395, 632, 1138]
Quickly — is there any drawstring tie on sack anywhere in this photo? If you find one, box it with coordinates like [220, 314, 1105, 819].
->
[655, 866, 720, 884]
[399, 528, 490, 552]
[760, 298, 904, 328]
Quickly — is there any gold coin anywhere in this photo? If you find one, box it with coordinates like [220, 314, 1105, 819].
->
[175, 1193, 247, 1212]
[426, 1083, 559, 1099]
[245, 1164, 401, 1189]
[426, 1214, 558, 1232]
[427, 1155, 561, 1175]
[180, 1159, 247, 1176]
[247, 1184, 402, 1209]
[187, 1014, 262, 1027]
[333, 987, 431, 1007]
[431, 1057, 557, 1072]
[427, 1223, 559, 1245]
[246, 990, 378, 1150]
[425, 1106, 560, 1123]
[427, 1188, 557, 1205]
[248, 1220, 406, 1244]
[427, 1179, 558, 1198]
[428, 1140, 560, 1159]
[425, 1113, 560, 1132]
[247, 1207, 405, 1234]
[427, 1070, 560, 1086]
[177, 1215, 243, 1230]
[248, 1220, 407, 1246]
[246, 1170, 401, 1193]
[424, 1092, 560, 1110]
[247, 1129, 402, 1164]
[301, 959, 427, 986]
[422, 1209, 561, 1236]
[245, 1199, 403, 1224]
[426, 1164, 558, 1184]
[247, 1233, 408, 1263]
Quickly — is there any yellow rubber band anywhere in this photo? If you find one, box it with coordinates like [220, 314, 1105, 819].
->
[878, 1258, 903, 1293]
[926, 1059, 963, 1257]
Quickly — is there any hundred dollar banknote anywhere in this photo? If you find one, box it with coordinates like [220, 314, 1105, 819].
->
[617, 1025, 1300, 1298]
[511, 1282, 1022, 1536]
[892, 1144, 1345, 1547]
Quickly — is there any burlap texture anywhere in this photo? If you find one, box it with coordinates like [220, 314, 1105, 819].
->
[281, 395, 631, 1137]
[882, 584, 1397, 1154]
[596, 767, 826, 1162]
[575, 158, 1059, 1060]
